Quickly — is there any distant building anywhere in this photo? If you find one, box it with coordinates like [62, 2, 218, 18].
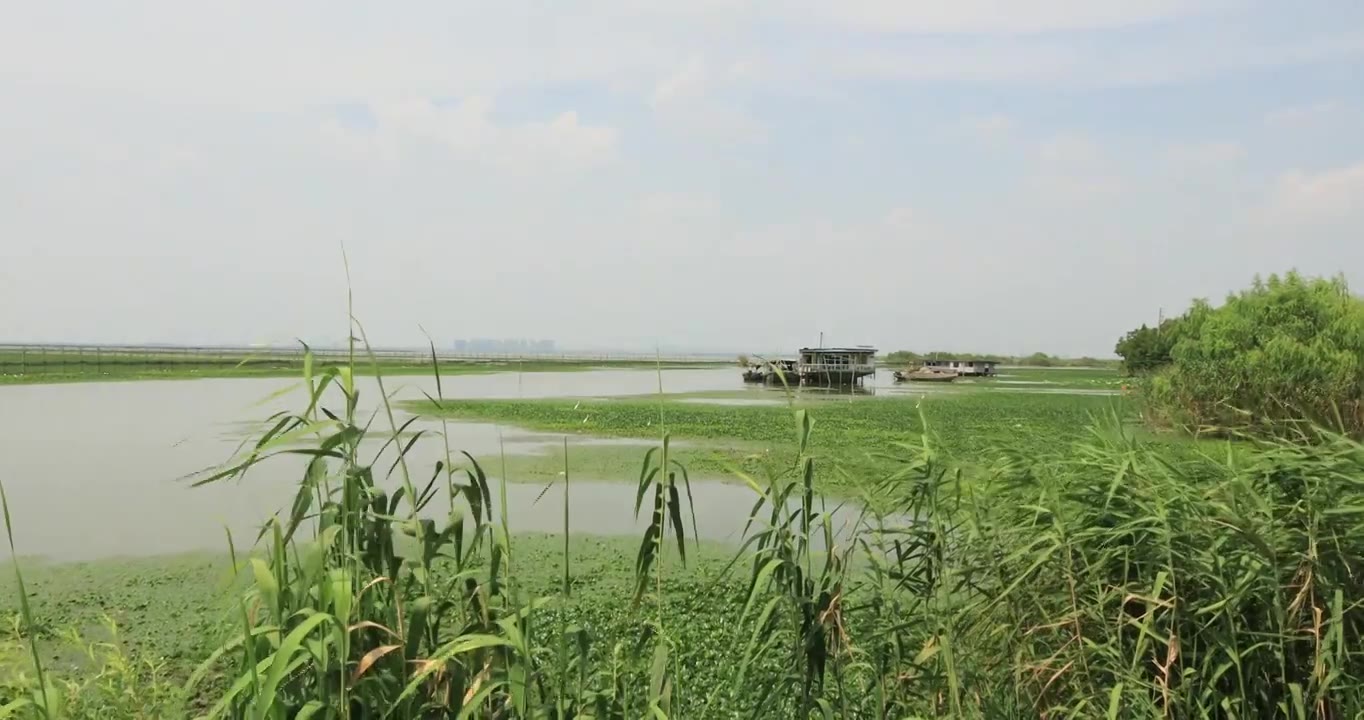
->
[798, 346, 877, 385]
[923, 358, 997, 377]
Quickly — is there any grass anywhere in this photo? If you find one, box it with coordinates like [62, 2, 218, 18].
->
[5, 341, 1363, 717]
[0, 538, 747, 716]
[988, 365, 1126, 389]
[405, 391, 1129, 493]
[0, 554, 235, 702]
[463, 442, 716, 490]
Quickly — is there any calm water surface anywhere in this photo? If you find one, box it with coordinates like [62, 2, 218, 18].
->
[2, 366, 1087, 560]
[0, 368, 878, 561]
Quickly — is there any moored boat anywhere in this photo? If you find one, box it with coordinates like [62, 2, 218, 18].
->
[741, 359, 801, 385]
[893, 367, 958, 383]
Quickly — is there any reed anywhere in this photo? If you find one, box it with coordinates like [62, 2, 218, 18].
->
[4, 333, 1364, 718]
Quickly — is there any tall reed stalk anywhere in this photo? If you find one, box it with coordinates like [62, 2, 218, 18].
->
[7, 329, 1364, 718]
[174, 319, 703, 718]
[183, 353, 1364, 718]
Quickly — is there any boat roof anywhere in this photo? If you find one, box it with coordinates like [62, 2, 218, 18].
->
[924, 357, 998, 363]
[799, 346, 878, 353]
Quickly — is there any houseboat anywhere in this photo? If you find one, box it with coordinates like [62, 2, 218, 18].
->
[921, 358, 998, 377]
[798, 347, 877, 386]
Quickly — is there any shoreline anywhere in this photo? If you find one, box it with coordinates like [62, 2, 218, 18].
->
[0, 360, 727, 387]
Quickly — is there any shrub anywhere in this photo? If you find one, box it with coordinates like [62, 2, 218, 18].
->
[1136, 272, 1364, 438]
[1114, 318, 1184, 373]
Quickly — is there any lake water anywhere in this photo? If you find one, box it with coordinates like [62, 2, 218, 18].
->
[0, 368, 880, 561]
[1, 366, 1101, 561]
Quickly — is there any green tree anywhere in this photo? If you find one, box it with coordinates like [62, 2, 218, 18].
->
[884, 350, 921, 365]
[1142, 272, 1364, 437]
[1114, 320, 1180, 373]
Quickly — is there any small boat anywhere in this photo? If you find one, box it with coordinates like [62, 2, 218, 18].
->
[765, 359, 801, 386]
[893, 367, 958, 383]
[742, 360, 801, 385]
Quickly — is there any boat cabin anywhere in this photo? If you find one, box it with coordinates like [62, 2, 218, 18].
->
[798, 347, 877, 385]
[922, 358, 998, 377]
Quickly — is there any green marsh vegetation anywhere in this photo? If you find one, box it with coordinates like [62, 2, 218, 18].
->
[992, 365, 1124, 389]
[1117, 271, 1364, 439]
[883, 350, 1118, 369]
[0, 539, 745, 719]
[5, 277, 1364, 716]
[403, 389, 1124, 493]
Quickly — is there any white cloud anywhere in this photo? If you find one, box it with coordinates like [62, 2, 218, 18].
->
[1269, 162, 1364, 219]
[329, 97, 617, 175]
[2, 0, 1361, 355]
[0, 0, 1356, 116]
[563, 0, 1227, 35]
[883, 207, 919, 230]
[1264, 101, 1344, 128]
[1161, 140, 1246, 171]
[964, 114, 1013, 140]
[650, 57, 766, 142]
[651, 57, 709, 107]
[641, 191, 719, 218]
[1037, 134, 1105, 168]
[828, 21, 1364, 89]
[795, 0, 1227, 34]
[658, 104, 767, 143]
[835, 44, 1074, 84]
[0, 2, 680, 110]
[1027, 134, 1126, 201]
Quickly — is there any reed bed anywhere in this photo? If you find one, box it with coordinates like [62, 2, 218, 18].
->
[3, 340, 1363, 718]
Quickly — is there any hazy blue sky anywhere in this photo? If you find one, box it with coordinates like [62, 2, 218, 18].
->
[3, 1, 1362, 356]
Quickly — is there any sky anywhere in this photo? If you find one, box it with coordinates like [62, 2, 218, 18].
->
[2, 1, 1362, 357]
